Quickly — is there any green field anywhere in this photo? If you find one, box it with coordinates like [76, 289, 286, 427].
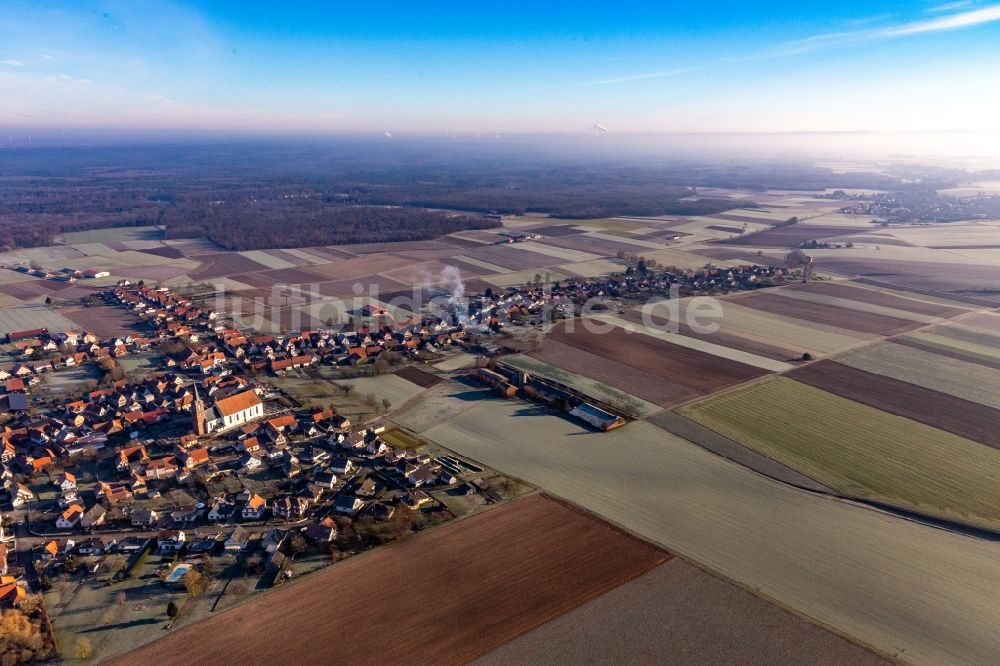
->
[678, 376, 1000, 531]
[381, 428, 426, 450]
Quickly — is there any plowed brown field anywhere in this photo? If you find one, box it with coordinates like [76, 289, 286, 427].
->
[113, 495, 667, 666]
[784, 281, 968, 317]
[529, 337, 696, 406]
[547, 320, 769, 393]
[713, 225, 859, 247]
[732, 291, 918, 335]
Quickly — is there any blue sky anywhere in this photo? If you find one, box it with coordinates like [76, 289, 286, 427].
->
[1, 1, 999, 136]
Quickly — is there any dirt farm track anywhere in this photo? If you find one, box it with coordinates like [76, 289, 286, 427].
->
[112, 495, 667, 666]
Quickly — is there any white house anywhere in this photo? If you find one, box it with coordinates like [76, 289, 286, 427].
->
[56, 504, 84, 530]
[242, 494, 267, 520]
[56, 472, 77, 492]
[334, 495, 364, 516]
[202, 389, 264, 434]
[313, 470, 338, 489]
[157, 530, 186, 552]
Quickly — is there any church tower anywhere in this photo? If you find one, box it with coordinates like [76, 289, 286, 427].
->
[192, 382, 207, 436]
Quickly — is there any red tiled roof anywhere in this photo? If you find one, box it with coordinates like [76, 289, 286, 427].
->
[214, 389, 261, 418]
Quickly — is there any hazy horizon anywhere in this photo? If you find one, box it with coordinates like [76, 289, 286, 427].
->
[2, 128, 1000, 167]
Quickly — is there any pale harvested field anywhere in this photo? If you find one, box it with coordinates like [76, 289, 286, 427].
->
[0, 304, 79, 335]
[720, 208, 796, 221]
[906, 329, 1000, 363]
[670, 219, 773, 239]
[476, 559, 887, 666]
[0, 293, 22, 308]
[115, 261, 198, 282]
[837, 341, 1000, 409]
[679, 376, 1000, 530]
[483, 268, 572, 288]
[503, 353, 661, 416]
[0, 270, 39, 286]
[340, 373, 426, 408]
[418, 392, 1000, 665]
[641, 247, 719, 269]
[810, 243, 996, 265]
[237, 249, 297, 269]
[391, 379, 492, 433]
[707, 302, 867, 354]
[799, 213, 879, 228]
[887, 221, 1000, 248]
[937, 180, 1000, 197]
[297, 300, 351, 326]
[272, 247, 328, 265]
[63, 249, 169, 271]
[954, 311, 1000, 332]
[433, 352, 479, 372]
[116, 495, 667, 666]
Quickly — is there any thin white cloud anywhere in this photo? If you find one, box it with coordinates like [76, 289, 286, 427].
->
[1, 59, 24, 67]
[589, 67, 693, 85]
[587, 5, 1000, 89]
[41, 53, 53, 61]
[925, 1, 973, 14]
[773, 3, 1000, 55]
[48, 73, 90, 84]
[886, 4, 1000, 35]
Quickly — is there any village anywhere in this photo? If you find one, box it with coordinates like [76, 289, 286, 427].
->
[0, 255, 788, 640]
[0, 279, 527, 629]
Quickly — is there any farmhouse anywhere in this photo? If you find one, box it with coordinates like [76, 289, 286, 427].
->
[5, 328, 48, 344]
[83, 269, 110, 279]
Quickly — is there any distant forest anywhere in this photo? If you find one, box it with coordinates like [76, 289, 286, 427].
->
[162, 205, 497, 250]
[0, 137, 921, 251]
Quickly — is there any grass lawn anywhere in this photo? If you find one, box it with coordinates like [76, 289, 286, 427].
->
[381, 428, 425, 450]
[677, 376, 1000, 531]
